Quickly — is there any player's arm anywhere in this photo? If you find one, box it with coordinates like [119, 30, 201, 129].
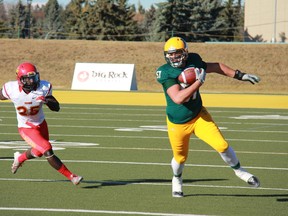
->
[167, 82, 202, 104]
[167, 69, 206, 105]
[206, 62, 260, 84]
[45, 95, 60, 112]
[0, 88, 8, 100]
[37, 95, 60, 111]
[206, 62, 235, 77]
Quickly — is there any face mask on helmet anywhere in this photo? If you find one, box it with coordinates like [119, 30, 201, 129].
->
[20, 72, 40, 91]
[164, 37, 188, 68]
[16, 62, 40, 92]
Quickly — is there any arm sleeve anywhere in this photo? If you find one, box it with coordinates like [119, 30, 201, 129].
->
[45, 95, 60, 112]
[163, 79, 178, 91]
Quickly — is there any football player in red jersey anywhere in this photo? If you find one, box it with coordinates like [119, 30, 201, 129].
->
[156, 37, 260, 197]
[0, 62, 83, 185]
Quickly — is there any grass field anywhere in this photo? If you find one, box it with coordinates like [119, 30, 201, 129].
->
[0, 102, 287, 216]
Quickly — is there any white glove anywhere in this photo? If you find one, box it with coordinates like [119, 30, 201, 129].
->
[242, 74, 260, 84]
[195, 68, 206, 84]
[234, 70, 260, 84]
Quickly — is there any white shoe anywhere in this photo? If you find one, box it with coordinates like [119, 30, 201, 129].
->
[71, 175, 83, 185]
[172, 176, 184, 197]
[11, 152, 23, 174]
[234, 167, 260, 188]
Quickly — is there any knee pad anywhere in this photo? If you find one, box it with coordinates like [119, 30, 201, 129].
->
[44, 149, 55, 159]
[174, 154, 187, 164]
[215, 141, 229, 153]
[31, 149, 43, 158]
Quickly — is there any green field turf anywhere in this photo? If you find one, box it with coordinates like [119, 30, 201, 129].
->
[0, 103, 287, 216]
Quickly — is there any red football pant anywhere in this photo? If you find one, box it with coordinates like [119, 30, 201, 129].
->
[18, 119, 52, 155]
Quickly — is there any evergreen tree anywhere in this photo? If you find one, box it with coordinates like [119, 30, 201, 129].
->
[63, 0, 85, 39]
[0, 0, 7, 21]
[139, 5, 156, 41]
[137, 0, 145, 15]
[189, 0, 224, 42]
[150, 0, 191, 42]
[131, 1, 147, 41]
[32, 4, 46, 39]
[220, 0, 242, 41]
[0, 0, 8, 38]
[2, 0, 246, 41]
[86, 0, 114, 40]
[24, 0, 33, 38]
[44, 0, 64, 39]
[114, 0, 138, 41]
[84, 0, 138, 40]
[234, 0, 244, 41]
[72, 0, 92, 39]
[7, 1, 26, 38]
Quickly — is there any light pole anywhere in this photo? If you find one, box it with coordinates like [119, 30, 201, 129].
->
[27, 0, 32, 38]
[272, 0, 277, 43]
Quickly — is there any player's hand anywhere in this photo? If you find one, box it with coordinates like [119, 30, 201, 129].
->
[242, 74, 260, 84]
[234, 70, 260, 84]
[195, 68, 206, 84]
[36, 96, 47, 104]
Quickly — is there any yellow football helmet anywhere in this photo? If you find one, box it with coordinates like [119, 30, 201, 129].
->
[164, 37, 188, 68]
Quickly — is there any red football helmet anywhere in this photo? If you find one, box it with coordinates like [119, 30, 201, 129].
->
[16, 62, 40, 92]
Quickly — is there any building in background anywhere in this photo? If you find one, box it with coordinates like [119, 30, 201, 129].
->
[244, 0, 287, 42]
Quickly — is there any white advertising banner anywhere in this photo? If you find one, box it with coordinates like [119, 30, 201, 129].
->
[71, 63, 137, 91]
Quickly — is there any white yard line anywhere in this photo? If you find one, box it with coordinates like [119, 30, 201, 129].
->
[1, 132, 288, 143]
[0, 177, 287, 192]
[1, 157, 288, 171]
[0, 207, 213, 216]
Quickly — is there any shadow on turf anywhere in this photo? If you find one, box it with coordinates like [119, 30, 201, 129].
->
[0, 157, 14, 159]
[185, 193, 288, 202]
[81, 178, 227, 189]
[80, 179, 288, 202]
[7, 177, 287, 202]
[276, 198, 288, 202]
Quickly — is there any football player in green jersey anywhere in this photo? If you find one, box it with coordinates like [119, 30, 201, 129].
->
[156, 37, 261, 198]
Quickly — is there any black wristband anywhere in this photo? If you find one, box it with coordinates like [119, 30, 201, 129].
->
[233, 70, 246, 80]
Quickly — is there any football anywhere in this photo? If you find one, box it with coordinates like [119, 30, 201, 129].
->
[178, 67, 197, 85]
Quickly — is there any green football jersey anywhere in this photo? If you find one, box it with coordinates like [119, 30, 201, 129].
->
[156, 53, 207, 124]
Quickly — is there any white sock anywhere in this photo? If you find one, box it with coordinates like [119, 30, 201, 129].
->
[171, 157, 184, 177]
[219, 146, 239, 168]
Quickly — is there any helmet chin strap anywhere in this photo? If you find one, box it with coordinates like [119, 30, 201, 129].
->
[22, 82, 39, 93]
[22, 85, 35, 93]
[170, 56, 186, 68]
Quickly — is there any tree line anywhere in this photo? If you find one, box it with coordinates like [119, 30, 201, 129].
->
[0, 0, 256, 42]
